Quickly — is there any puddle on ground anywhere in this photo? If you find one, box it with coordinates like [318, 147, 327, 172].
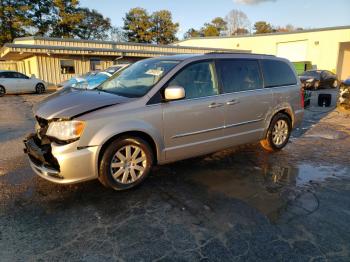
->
[187, 161, 348, 222]
[296, 164, 347, 186]
[304, 132, 348, 140]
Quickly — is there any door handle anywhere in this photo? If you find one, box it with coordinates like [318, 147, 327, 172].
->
[226, 99, 240, 105]
[208, 102, 224, 108]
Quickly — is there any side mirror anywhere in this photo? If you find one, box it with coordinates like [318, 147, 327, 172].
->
[164, 86, 185, 101]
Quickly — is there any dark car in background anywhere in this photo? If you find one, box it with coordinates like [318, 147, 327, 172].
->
[300, 70, 339, 90]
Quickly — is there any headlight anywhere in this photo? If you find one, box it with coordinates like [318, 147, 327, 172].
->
[306, 78, 314, 83]
[46, 120, 85, 141]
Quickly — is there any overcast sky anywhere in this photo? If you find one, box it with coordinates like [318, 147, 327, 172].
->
[80, 0, 350, 38]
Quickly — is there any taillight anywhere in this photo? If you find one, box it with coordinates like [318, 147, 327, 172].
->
[300, 88, 305, 108]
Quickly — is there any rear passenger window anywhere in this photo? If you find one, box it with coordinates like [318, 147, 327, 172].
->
[2, 72, 15, 78]
[216, 60, 262, 93]
[261, 60, 297, 88]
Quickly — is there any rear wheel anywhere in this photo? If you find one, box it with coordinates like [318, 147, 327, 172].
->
[35, 83, 45, 94]
[98, 137, 153, 191]
[0, 86, 5, 97]
[260, 113, 292, 152]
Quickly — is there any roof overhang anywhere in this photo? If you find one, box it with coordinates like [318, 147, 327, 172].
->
[0, 43, 250, 61]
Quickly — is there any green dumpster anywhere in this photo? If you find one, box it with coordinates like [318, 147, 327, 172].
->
[293, 61, 312, 75]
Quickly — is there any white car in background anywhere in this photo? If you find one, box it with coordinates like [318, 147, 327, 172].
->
[0, 70, 46, 97]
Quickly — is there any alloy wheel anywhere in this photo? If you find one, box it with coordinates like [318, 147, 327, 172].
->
[272, 120, 289, 146]
[110, 145, 147, 184]
[36, 84, 44, 94]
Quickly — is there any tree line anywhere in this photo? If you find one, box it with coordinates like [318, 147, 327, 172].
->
[0, 1, 302, 47]
[0, 0, 112, 46]
[185, 10, 303, 38]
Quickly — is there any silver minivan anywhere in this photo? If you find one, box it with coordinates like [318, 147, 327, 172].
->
[24, 53, 304, 190]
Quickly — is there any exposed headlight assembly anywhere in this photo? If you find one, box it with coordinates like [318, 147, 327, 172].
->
[46, 120, 85, 141]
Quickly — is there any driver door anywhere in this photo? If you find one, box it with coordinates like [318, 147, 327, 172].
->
[162, 61, 225, 161]
[14, 72, 32, 92]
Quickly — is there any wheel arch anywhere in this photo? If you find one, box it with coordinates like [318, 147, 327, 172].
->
[36, 82, 45, 88]
[263, 108, 294, 138]
[97, 130, 159, 172]
[0, 85, 6, 96]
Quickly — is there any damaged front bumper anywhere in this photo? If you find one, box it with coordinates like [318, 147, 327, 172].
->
[24, 134, 98, 184]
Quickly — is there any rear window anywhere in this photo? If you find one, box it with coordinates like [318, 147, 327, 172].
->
[261, 60, 297, 88]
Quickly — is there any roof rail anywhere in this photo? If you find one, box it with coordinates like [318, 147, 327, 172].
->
[205, 51, 249, 54]
[205, 51, 275, 57]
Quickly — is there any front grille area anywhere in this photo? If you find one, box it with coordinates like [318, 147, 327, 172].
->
[25, 134, 60, 171]
[35, 116, 49, 139]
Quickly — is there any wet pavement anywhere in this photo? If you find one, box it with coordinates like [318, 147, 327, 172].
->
[1, 94, 350, 261]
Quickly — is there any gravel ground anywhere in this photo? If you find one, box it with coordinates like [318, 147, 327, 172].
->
[0, 94, 350, 261]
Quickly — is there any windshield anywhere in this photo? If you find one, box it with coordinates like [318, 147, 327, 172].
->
[98, 59, 180, 97]
[105, 66, 124, 74]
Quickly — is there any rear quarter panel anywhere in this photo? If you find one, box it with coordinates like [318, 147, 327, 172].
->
[269, 84, 303, 127]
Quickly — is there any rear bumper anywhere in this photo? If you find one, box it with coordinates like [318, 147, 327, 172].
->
[293, 109, 304, 128]
[24, 134, 98, 184]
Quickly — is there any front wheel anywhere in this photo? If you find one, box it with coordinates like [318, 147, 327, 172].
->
[0, 86, 5, 97]
[35, 83, 45, 94]
[260, 113, 292, 152]
[98, 137, 153, 191]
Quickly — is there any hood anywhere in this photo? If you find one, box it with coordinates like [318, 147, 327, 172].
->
[35, 88, 132, 120]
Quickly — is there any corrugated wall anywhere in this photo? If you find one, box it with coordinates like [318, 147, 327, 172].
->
[0, 61, 19, 71]
[35, 55, 116, 85]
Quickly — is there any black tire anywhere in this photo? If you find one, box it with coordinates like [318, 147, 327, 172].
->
[98, 137, 153, 191]
[260, 113, 292, 152]
[35, 83, 45, 94]
[0, 86, 5, 97]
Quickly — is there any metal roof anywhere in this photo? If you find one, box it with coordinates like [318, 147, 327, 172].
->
[0, 40, 250, 60]
[175, 25, 350, 43]
[13, 36, 237, 52]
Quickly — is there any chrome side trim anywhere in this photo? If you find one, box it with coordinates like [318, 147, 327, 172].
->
[225, 118, 264, 129]
[172, 118, 264, 139]
[166, 128, 264, 152]
[172, 126, 224, 139]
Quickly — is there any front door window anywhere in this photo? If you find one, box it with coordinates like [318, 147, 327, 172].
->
[167, 61, 219, 99]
